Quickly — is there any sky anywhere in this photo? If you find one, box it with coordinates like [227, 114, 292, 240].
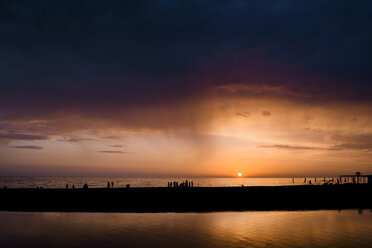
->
[1, 0, 372, 177]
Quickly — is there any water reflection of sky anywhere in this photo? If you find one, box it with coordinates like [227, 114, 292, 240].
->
[0, 210, 371, 248]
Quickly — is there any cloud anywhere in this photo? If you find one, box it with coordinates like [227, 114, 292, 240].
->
[11, 145, 42, 150]
[1, 0, 372, 135]
[100, 135, 125, 140]
[98, 150, 125, 154]
[261, 133, 372, 152]
[57, 136, 94, 142]
[0, 132, 48, 141]
[110, 145, 126, 148]
[332, 143, 372, 150]
[330, 134, 372, 151]
[258, 145, 317, 150]
[262, 111, 271, 117]
[258, 144, 343, 151]
[236, 112, 251, 118]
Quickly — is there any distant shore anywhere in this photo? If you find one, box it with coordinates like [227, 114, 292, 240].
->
[1, 184, 371, 212]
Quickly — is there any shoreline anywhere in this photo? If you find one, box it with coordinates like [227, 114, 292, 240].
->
[1, 184, 371, 212]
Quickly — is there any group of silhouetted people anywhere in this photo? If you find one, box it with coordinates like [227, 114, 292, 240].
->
[66, 184, 75, 189]
[168, 180, 193, 188]
[63, 182, 131, 190]
[106, 181, 130, 188]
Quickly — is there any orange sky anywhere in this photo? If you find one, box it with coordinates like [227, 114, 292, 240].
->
[1, 91, 372, 177]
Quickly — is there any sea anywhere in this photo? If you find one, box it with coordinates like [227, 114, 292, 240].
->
[0, 176, 332, 188]
[1, 177, 371, 248]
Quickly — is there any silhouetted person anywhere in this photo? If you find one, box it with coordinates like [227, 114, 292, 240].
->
[191, 181, 193, 187]
[356, 172, 361, 184]
[126, 184, 130, 188]
[292, 177, 295, 183]
[66, 184, 69, 189]
[304, 177, 306, 183]
[111, 181, 114, 188]
[83, 183, 88, 190]
[309, 180, 312, 185]
[107, 181, 110, 188]
[72, 184, 75, 189]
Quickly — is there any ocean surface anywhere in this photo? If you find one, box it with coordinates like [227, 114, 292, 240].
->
[0, 176, 333, 188]
[0, 210, 371, 248]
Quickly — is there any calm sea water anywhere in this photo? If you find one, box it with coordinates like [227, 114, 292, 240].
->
[0, 210, 371, 248]
[0, 176, 330, 188]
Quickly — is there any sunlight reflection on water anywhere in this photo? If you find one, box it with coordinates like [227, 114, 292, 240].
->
[0, 210, 371, 248]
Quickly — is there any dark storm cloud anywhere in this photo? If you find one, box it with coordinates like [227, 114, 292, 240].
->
[1, 0, 372, 129]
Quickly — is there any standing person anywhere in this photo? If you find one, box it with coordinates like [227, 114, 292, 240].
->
[107, 181, 110, 188]
[111, 181, 114, 188]
[66, 184, 68, 189]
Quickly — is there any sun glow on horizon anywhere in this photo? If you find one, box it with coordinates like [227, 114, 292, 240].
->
[237, 172, 243, 177]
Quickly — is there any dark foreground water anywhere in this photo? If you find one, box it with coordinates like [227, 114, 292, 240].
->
[1, 210, 371, 248]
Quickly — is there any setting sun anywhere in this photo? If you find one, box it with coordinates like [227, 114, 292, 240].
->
[237, 172, 243, 177]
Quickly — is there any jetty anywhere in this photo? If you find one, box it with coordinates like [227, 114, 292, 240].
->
[0, 184, 371, 212]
